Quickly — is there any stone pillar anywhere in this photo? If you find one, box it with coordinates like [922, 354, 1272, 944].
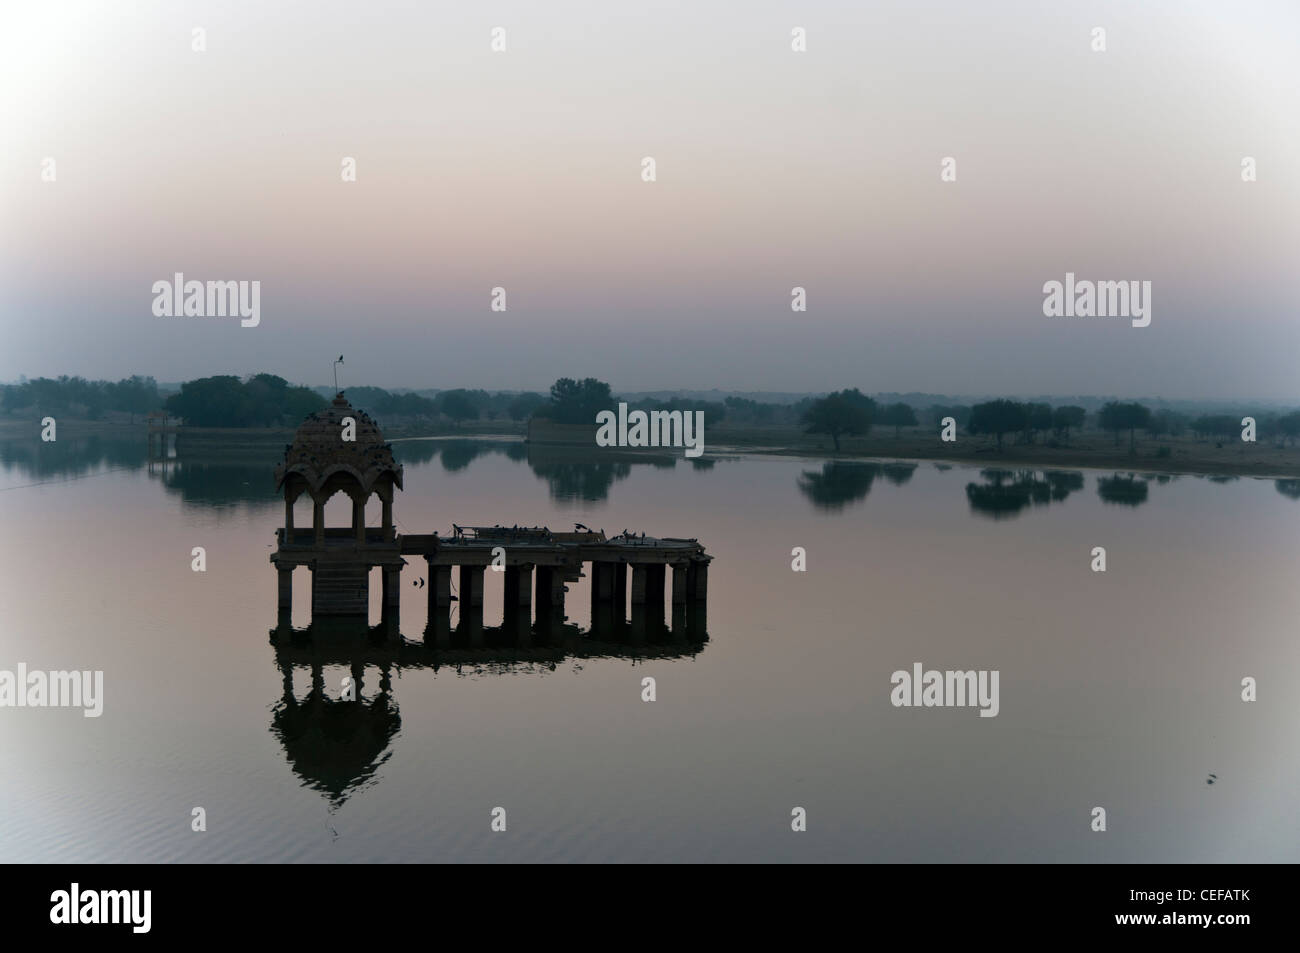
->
[459, 565, 485, 607]
[645, 564, 665, 612]
[613, 563, 627, 618]
[277, 565, 293, 611]
[379, 565, 400, 636]
[382, 497, 393, 541]
[353, 495, 366, 546]
[630, 564, 650, 605]
[690, 561, 709, 601]
[591, 562, 614, 602]
[426, 560, 452, 609]
[284, 498, 294, 537]
[671, 563, 689, 604]
[276, 564, 293, 632]
[509, 564, 533, 609]
[536, 566, 565, 612]
[313, 500, 325, 546]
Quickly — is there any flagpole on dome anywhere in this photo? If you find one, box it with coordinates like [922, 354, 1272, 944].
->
[333, 355, 344, 395]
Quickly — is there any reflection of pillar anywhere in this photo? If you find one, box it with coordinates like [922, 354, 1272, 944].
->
[426, 609, 451, 648]
[313, 500, 325, 546]
[670, 603, 686, 640]
[671, 563, 689, 604]
[353, 496, 366, 545]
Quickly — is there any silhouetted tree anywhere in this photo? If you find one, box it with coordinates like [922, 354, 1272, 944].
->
[968, 399, 1028, 451]
[439, 390, 480, 425]
[879, 402, 918, 438]
[507, 392, 547, 421]
[1025, 403, 1053, 444]
[801, 389, 875, 451]
[1052, 405, 1086, 442]
[1098, 401, 1151, 451]
[545, 378, 613, 425]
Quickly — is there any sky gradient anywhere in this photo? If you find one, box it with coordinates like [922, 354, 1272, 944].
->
[3, 0, 1298, 397]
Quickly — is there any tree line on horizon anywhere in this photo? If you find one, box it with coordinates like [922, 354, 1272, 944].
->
[799, 389, 1300, 452]
[6, 374, 1300, 449]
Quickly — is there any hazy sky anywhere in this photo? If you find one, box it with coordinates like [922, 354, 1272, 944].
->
[3, 1, 1298, 398]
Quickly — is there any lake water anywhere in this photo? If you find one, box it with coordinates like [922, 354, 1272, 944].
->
[2, 434, 1298, 862]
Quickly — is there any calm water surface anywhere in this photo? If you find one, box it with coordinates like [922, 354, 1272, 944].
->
[2, 436, 1298, 862]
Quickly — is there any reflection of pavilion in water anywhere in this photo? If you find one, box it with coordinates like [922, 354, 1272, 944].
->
[265, 393, 711, 804]
[271, 615, 708, 807]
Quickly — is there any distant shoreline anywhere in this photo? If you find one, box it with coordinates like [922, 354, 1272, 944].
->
[4, 418, 1297, 480]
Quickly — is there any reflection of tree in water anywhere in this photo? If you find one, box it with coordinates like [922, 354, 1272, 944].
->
[1276, 479, 1300, 499]
[438, 440, 484, 472]
[393, 438, 670, 504]
[965, 468, 1085, 519]
[0, 434, 147, 481]
[690, 457, 716, 471]
[160, 460, 278, 508]
[391, 440, 440, 466]
[798, 462, 881, 511]
[881, 462, 919, 486]
[1096, 472, 1150, 506]
[530, 459, 632, 504]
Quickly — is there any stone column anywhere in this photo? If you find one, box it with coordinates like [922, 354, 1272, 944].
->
[383, 565, 401, 626]
[459, 565, 485, 607]
[630, 564, 649, 605]
[277, 566, 293, 610]
[613, 563, 628, 619]
[671, 563, 689, 604]
[276, 564, 293, 632]
[382, 497, 393, 541]
[284, 498, 294, 537]
[425, 559, 452, 610]
[313, 499, 325, 546]
[536, 566, 565, 612]
[644, 564, 665, 612]
[690, 561, 709, 601]
[504, 564, 533, 609]
[353, 495, 366, 546]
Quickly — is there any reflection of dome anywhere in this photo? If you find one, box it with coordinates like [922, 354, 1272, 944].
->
[271, 691, 401, 806]
[274, 393, 402, 497]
